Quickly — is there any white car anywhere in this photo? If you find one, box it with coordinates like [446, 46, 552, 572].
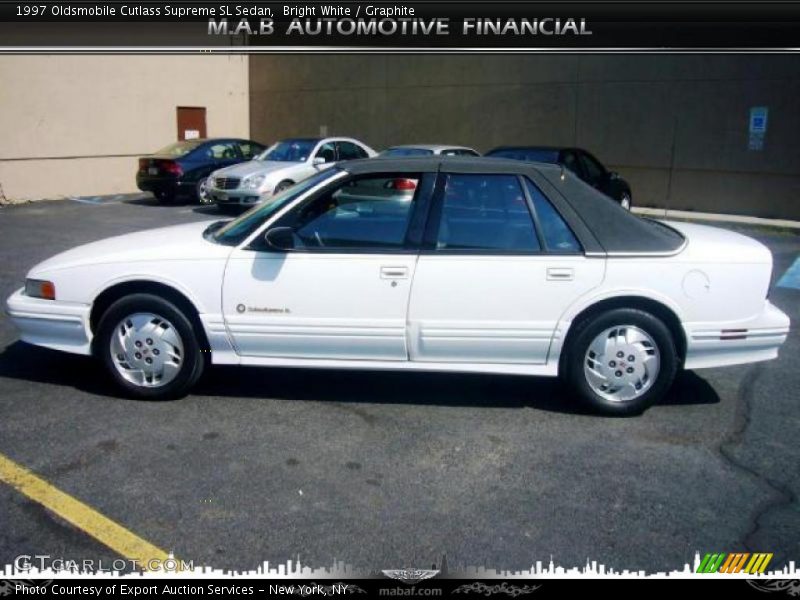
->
[379, 144, 480, 157]
[206, 137, 376, 208]
[6, 157, 790, 415]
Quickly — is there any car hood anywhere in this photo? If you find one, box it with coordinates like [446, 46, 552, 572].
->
[29, 220, 230, 276]
[211, 160, 303, 179]
[661, 220, 772, 264]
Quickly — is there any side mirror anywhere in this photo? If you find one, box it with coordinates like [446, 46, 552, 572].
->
[313, 156, 327, 166]
[264, 226, 295, 250]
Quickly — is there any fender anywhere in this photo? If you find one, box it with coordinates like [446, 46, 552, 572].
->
[91, 273, 212, 316]
[546, 287, 687, 369]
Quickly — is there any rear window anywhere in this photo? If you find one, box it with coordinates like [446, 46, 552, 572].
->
[523, 178, 582, 253]
[154, 140, 203, 157]
[487, 148, 560, 163]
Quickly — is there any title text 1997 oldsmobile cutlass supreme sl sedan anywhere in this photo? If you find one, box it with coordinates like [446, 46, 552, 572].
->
[7, 157, 790, 415]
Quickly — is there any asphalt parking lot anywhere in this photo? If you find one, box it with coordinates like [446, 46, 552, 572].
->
[0, 195, 798, 575]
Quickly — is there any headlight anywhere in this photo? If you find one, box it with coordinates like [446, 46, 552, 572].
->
[242, 174, 265, 190]
[206, 176, 216, 190]
[25, 279, 56, 300]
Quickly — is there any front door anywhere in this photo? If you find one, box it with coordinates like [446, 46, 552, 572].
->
[408, 172, 605, 364]
[222, 172, 429, 360]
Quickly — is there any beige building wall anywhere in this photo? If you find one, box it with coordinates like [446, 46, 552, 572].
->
[0, 55, 249, 201]
[250, 55, 800, 220]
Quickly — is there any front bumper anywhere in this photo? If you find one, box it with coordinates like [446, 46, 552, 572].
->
[6, 288, 93, 355]
[209, 187, 264, 206]
[684, 300, 790, 369]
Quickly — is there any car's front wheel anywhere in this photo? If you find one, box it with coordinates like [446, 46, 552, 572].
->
[562, 308, 678, 415]
[274, 180, 294, 194]
[196, 178, 212, 204]
[95, 294, 204, 399]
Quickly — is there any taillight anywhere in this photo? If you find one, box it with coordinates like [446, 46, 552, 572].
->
[385, 178, 417, 191]
[160, 160, 183, 176]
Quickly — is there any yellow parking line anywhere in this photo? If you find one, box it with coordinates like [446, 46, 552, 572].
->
[0, 453, 172, 570]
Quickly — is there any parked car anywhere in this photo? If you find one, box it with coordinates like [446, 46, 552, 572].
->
[136, 138, 266, 204]
[207, 137, 376, 210]
[7, 157, 789, 415]
[486, 146, 633, 209]
[379, 144, 480, 157]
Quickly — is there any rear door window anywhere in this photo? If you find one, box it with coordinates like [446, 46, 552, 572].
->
[206, 142, 240, 160]
[435, 174, 540, 252]
[238, 141, 263, 159]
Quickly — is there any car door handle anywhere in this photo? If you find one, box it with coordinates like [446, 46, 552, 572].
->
[380, 266, 409, 279]
[547, 267, 574, 281]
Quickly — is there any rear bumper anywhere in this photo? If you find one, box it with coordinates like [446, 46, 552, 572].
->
[684, 301, 790, 369]
[136, 174, 193, 197]
[5, 288, 93, 355]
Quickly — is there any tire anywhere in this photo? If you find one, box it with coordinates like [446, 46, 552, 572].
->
[95, 293, 205, 400]
[562, 308, 677, 416]
[154, 190, 175, 204]
[274, 180, 294, 194]
[196, 178, 211, 204]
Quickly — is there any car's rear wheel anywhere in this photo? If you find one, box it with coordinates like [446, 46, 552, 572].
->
[154, 190, 175, 204]
[95, 294, 204, 399]
[562, 308, 677, 416]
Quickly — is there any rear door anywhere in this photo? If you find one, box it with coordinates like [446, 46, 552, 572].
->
[407, 171, 605, 365]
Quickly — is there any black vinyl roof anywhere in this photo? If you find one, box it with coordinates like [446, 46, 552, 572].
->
[344, 157, 685, 257]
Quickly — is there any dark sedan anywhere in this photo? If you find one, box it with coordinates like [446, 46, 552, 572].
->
[136, 138, 267, 203]
[486, 146, 632, 209]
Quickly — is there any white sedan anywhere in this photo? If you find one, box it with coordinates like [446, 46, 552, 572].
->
[206, 137, 376, 208]
[7, 157, 790, 415]
[379, 144, 481, 157]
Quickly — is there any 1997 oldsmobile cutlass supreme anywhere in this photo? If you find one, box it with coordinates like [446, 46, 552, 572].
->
[7, 157, 790, 415]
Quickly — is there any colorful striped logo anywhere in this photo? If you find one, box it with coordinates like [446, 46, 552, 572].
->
[697, 553, 773, 574]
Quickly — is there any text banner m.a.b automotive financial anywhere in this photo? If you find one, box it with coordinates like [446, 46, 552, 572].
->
[1, 2, 800, 50]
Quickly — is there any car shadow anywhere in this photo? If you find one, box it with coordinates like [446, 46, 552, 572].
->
[0, 341, 720, 414]
[123, 194, 198, 208]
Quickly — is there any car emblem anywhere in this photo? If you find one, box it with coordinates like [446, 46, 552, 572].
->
[236, 303, 246, 313]
[381, 568, 439, 584]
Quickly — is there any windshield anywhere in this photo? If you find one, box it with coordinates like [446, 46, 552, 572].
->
[256, 139, 319, 163]
[154, 140, 203, 157]
[380, 147, 434, 157]
[211, 169, 343, 246]
[487, 148, 560, 163]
